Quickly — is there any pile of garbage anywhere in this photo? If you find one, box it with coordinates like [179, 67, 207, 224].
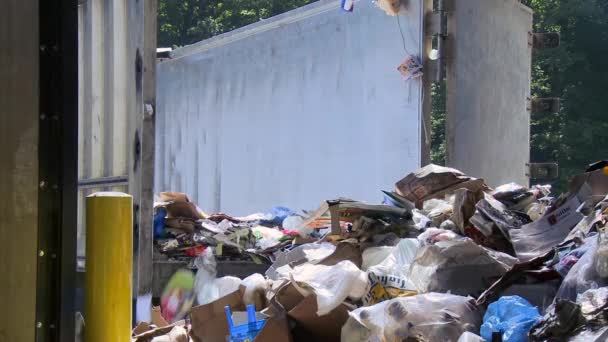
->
[135, 162, 608, 342]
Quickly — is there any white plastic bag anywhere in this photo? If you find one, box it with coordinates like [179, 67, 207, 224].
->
[417, 227, 459, 245]
[556, 237, 608, 301]
[364, 239, 420, 305]
[283, 215, 313, 237]
[361, 246, 394, 271]
[342, 293, 483, 342]
[290, 260, 368, 315]
[252, 226, 284, 250]
[265, 242, 336, 280]
[412, 209, 432, 229]
[242, 273, 270, 306]
[194, 248, 218, 305]
[194, 248, 242, 305]
[458, 332, 486, 342]
[215, 276, 242, 297]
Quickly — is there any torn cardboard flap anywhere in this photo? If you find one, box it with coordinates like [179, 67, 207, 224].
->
[152, 306, 169, 327]
[190, 287, 246, 342]
[395, 164, 487, 207]
[132, 321, 187, 342]
[274, 283, 349, 341]
[166, 201, 206, 220]
[190, 286, 293, 342]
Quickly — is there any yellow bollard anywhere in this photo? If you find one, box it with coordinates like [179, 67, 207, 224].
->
[85, 192, 133, 342]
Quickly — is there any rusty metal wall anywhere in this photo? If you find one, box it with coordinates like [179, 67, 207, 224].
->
[0, 1, 39, 340]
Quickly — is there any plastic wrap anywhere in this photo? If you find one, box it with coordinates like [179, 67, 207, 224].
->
[458, 332, 486, 342]
[423, 198, 454, 226]
[409, 238, 515, 296]
[480, 296, 541, 342]
[242, 274, 270, 307]
[556, 237, 608, 301]
[341, 293, 483, 342]
[361, 246, 394, 271]
[364, 239, 420, 305]
[265, 242, 336, 280]
[289, 260, 368, 315]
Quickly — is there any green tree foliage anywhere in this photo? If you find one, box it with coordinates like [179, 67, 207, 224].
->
[428, 0, 608, 189]
[525, 0, 608, 191]
[158, 0, 317, 48]
[431, 81, 446, 165]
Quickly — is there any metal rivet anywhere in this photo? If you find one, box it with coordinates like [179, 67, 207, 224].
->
[37, 322, 42, 328]
[40, 45, 46, 52]
[39, 181, 46, 189]
[39, 250, 45, 257]
[40, 114, 46, 120]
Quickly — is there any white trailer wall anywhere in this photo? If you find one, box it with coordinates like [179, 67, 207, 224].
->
[156, 0, 424, 215]
[446, 0, 533, 186]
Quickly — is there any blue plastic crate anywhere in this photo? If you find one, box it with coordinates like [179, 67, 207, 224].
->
[225, 304, 267, 342]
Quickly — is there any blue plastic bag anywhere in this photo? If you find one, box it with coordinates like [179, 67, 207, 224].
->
[153, 207, 168, 239]
[480, 296, 541, 342]
[261, 206, 295, 226]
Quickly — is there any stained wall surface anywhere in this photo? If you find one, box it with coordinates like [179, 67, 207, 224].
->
[0, 0, 39, 340]
[156, 0, 424, 214]
[446, 0, 533, 186]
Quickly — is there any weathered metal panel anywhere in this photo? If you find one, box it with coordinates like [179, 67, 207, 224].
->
[446, 0, 533, 186]
[156, 0, 424, 215]
[77, 0, 131, 257]
[78, 0, 157, 300]
[0, 0, 39, 340]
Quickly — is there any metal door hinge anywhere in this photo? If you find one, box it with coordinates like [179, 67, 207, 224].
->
[527, 97, 561, 113]
[529, 32, 560, 49]
[526, 163, 559, 180]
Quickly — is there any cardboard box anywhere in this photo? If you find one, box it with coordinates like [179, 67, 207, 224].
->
[273, 283, 349, 342]
[190, 286, 292, 342]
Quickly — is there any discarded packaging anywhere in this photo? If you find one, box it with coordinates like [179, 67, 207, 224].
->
[289, 260, 368, 315]
[510, 195, 584, 261]
[364, 238, 420, 305]
[150, 161, 608, 341]
[480, 296, 541, 342]
[341, 293, 483, 342]
[409, 238, 516, 296]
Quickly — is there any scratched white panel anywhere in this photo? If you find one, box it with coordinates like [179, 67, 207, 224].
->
[156, 0, 424, 215]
